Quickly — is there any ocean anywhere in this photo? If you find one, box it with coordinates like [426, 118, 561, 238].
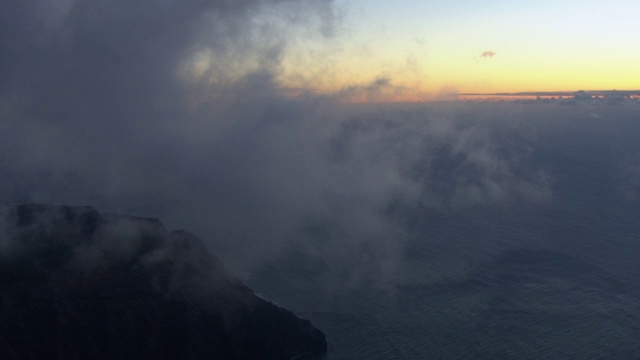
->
[11, 101, 638, 359]
[246, 103, 640, 359]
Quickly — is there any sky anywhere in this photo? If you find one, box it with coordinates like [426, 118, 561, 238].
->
[275, 0, 640, 100]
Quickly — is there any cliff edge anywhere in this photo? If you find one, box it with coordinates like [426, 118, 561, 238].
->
[0, 204, 326, 360]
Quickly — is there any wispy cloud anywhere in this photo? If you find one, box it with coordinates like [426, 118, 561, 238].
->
[480, 51, 496, 59]
[1, 0, 554, 289]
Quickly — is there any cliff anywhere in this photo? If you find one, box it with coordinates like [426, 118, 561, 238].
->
[0, 204, 326, 360]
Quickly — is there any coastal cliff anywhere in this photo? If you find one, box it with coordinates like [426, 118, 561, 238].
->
[0, 204, 326, 360]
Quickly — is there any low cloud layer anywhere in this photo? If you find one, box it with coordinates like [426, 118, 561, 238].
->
[2, 0, 556, 287]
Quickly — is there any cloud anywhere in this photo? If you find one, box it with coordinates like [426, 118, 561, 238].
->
[0, 0, 554, 290]
[474, 51, 496, 64]
[480, 50, 496, 59]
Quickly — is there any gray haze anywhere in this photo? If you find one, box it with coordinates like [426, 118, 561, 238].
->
[2, 0, 639, 290]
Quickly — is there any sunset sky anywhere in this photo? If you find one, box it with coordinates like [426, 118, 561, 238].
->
[277, 0, 640, 100]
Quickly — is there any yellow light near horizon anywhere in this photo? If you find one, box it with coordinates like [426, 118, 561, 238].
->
[279, 42, 637, 101]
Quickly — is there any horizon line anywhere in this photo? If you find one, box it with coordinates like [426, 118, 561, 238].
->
[459, 89, 640, 97]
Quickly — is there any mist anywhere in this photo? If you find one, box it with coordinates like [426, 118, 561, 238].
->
[4, 2, 640, 359]
[2, 0, 640, 291]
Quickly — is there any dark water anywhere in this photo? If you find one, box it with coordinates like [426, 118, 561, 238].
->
[247, 106, 640, 359]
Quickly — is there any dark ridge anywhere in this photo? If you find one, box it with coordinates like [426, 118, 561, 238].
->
[0, 203, 326, 360]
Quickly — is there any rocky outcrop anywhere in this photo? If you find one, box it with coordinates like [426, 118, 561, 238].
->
[0, 204, 326, 360]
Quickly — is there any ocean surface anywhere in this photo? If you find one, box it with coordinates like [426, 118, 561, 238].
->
[246, 105, 640, 359]
[18, 102, 638, 359]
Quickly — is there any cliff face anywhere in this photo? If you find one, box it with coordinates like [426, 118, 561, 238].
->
[0, 204, 326, 360]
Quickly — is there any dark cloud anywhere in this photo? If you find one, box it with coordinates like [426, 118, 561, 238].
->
[1, 0, 554, 287]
